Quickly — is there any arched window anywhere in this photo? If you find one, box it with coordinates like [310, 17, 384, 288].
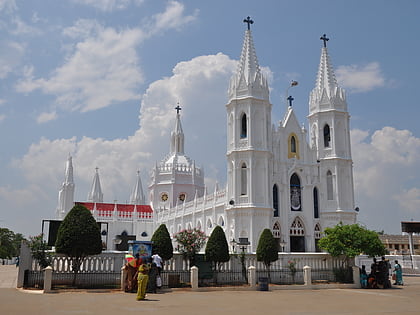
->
[290, 173, 301, 211]
[218, 216, 225, 227]
[326, 170, 333, 200]
[272, 222, 281, 238]
[323, 124, 331, 148]
[207, 218, 212, 229]
[241, 163, 247, 195]
[196, 220, 202, 231]
[291, 136, 296, 153]
[273, 184, 279, 217]
[313, 187, 319, 218]
[240, 113, 247, 138]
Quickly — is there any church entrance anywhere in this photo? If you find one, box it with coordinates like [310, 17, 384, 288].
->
[290, 236, 305, 252]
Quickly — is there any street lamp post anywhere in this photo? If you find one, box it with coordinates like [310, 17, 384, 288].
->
[231, 238, 250, 283]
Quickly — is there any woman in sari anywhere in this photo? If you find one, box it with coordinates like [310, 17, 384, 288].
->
[393, 260, 403, 285]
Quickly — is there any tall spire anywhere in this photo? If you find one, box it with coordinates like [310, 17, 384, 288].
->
[56, 155, 75, 219]
[170, 104, 185, 155]
[228, 17, 269, 101]
[310, 34, 346, 113]
[130, 170, 145, 205]
[87, 167, 103, 203]
[64, 154, 74, 185]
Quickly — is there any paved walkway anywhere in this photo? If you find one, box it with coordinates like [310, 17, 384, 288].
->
[1, 265, 420, 314]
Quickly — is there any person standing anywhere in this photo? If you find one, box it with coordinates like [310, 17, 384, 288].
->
[393, 260, 403, 285]
[136, 258, 150, 300]
[152, 253, 163, 275]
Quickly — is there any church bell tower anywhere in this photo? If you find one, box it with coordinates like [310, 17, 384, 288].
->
[226, 17, 273, 250]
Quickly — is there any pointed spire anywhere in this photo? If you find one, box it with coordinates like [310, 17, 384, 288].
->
[87, 167, 103, 203]
[130, 170, 145, 205]
[228, 17, 269, 101]
[170, 104, 185, 155]
[310, 34, 346, 113]
[64, 154, 74, 185]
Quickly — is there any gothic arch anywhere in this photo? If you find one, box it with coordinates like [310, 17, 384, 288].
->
[273, 184, 279, 217]
[187, 222, 192, 230]
[272, 221, 281, 238]
[196, 220, 202, 230]
[288, 133, 300, 159]
[290, 173, 302, 211]
[323, 124, 331, 148]
[218, 216, 225, 227]
[207, 218, 213, 229]
[313, 187, 319, 218]
[290, 217, 305, 252]
[240, 112, 247, 139]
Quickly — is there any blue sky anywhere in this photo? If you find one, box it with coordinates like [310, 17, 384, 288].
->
[0, 0, 419, 237]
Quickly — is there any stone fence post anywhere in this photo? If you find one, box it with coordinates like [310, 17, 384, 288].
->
[352, 266, 361, 288]
[43, 266, 53, 293]
[191, 266, 199, 290]
[17, 242, 32, 288]
[248, 266, 256, 288]
[303, 265, 312, 286]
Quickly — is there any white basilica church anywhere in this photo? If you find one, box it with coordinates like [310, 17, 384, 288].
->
[55, 19, 357, 253]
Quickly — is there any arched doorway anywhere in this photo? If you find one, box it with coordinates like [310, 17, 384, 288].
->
[290, 217, 305, 252]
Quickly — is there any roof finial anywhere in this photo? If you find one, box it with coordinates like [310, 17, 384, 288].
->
[287, 95, 294, 107]
[320, 34, 329, 48]
[243, 16, 253, 30]
[175, 103, 182, 114]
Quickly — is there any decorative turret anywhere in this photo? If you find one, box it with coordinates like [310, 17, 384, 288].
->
[228, 16, 269, 102]
[309, 34, 346, 114]
[87, 167, 103, 203]
[56, 155, 75, 219]
[130, 170, 145, 205]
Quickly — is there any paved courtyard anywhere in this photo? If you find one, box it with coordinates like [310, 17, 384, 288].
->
[2, 265, 420, 314]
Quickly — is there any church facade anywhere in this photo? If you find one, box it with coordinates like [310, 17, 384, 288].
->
[56, 21, 357, 253]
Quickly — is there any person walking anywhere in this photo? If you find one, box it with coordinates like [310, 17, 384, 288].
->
[136, 258, 150, 301]
[393, 260, 403, 285]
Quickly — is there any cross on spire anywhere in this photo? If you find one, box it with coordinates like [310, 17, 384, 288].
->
[243, 16, 253, 30]
[175, 103, 182, 114]
[287, 95, 294, 107]
[320, 34, 329, 48]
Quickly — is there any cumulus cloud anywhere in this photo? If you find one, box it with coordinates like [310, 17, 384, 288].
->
[16, 26, 145, 112]
[351, 127, 420, 233]
[15, 1, 198, 115]
[14, 53, 236, 206]
[71, 0, 144, 12]
[336, 62, 386, 93]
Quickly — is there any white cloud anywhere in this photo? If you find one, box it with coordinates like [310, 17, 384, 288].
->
[15, 2, 198, 115]
[351, 127, 420, 233]
[71, 0, 144, 12]
[37, 111, 58, 124]
[148, 1, 198, 34]
[0, 0, 17, 13]
[14, 53, 236, 210]
[0, 40, 25, 79]
[336, 62, 386, 93]
[11, 17, 42, 35]
[16, 26, 145, 112]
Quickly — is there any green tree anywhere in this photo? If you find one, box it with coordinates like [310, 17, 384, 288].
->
[174, 228, 206, 266]
[151, 224, 173, 261]
[205, 226, 230, 271]
[0, 228, 25, 259]
[55, 204, 102, 286]
[256, 228, 278, 281]
[318, 223, 386, 268]
[27, 234, 52, 268]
